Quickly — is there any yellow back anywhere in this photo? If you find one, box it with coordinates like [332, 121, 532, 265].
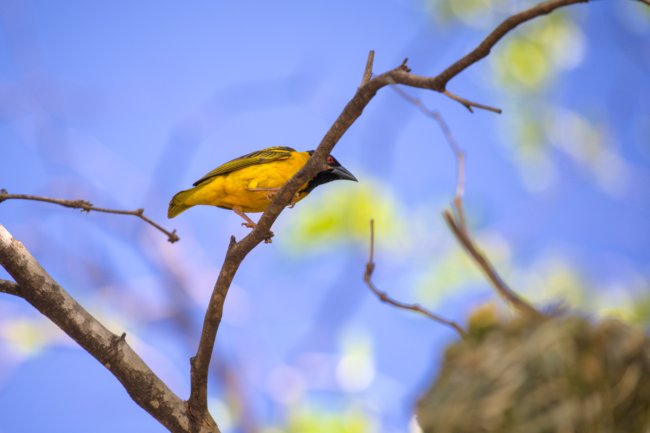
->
[168, 148, 311, 216]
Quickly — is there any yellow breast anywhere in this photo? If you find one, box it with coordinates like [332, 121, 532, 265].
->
[184, 151, 311, 213]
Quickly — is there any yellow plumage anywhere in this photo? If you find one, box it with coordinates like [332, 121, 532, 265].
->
[168, 149, 310, 217]
[168, 146, 357, 228]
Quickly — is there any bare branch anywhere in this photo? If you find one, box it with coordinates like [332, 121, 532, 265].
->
[0, 189, 179, 243]
[0, 225, 217, 433]
[442, 90, 502, 114]
[443, 212, 542, 319]
[0, 278, 21, 297]
[360, 50, 375, 87]
[388, 74, 500, 114]
[433, 0, 590, 89]
[436, 105, 539, 317]
[389, 85, 466, 201]
[364, 220, 465, 337]
[391, 83, 540, 319]
[381, 0, 593, 112]
[189, 235, 240, 423]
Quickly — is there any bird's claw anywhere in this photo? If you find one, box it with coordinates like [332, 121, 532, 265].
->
[240, 221, 274, 243]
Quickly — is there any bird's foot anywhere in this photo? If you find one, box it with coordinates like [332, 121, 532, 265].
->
[247, 187, 281, 202]
[234, 209, 274, 243]
[234, 207, 259, 230]
[239, 221, 274, 243]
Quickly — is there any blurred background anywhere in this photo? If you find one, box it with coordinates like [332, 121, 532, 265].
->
[1, 0, 649, 432]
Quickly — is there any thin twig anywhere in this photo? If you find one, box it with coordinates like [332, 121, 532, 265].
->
[389, 85, 466, 206]
[443, 211, 542, 318]
[189, 235, 239, 423]
[439, 111, 539, 316]
[391, 84, 540, 318]
[0, 190, 179, 243]
[390, 85, 462, 155]
[364, 220, 466, 337]
[442, 90, 502, 114]
[360, 50, 375, 87]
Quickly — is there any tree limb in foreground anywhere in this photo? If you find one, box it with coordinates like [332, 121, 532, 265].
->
[0, 224, 218, 433]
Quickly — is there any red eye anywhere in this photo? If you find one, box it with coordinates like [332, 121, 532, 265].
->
[327, 156, 334, 164]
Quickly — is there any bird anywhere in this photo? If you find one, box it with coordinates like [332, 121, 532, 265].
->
[167, 146, 357, 229]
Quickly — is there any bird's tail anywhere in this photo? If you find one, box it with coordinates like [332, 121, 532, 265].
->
[167, 188, 195, 218]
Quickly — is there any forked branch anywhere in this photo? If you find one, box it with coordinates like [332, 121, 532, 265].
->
[393, 84, 542, 318]
[0, 225, 213, 432]
[443, 210, 543, 319]
[364, 220, 465, 337]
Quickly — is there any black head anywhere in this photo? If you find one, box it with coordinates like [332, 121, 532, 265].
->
[300, 151, 358, 194]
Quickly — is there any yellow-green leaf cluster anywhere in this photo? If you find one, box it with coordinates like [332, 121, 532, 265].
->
[282, 177, 405, 253]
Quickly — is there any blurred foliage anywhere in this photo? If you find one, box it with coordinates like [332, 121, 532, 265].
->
[1, 318, 53, 356]
[513, 256, 587, 308]
[263, 406, 374, 433]
[417, 314, 650, 433]
[336, 331, 375, 393]
[282, 178, 406, 253]
[428, 0, 510, 28]
[545, 108, 628, 195]
[513, 256, 650, 325]
[503, 104, 629, 193]
[286, 408, 371, 433]
[628, 294, 650, 326]
[491, 13, 584, 91]
[416, 231, 512, 306]
[208, 399, 235, 433]
[429, 0, 585, 86]
[428, 0, 632, 196]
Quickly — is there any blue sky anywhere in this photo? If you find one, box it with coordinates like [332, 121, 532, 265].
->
[1, 0, 649, 432]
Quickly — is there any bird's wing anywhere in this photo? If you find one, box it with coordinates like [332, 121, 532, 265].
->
[193, 146, 296, 186]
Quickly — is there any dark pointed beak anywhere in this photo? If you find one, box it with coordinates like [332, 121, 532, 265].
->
[331, 165, 358, 182]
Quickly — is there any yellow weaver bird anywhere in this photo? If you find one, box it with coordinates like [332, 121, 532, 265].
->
[167, 146, 357, 228]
